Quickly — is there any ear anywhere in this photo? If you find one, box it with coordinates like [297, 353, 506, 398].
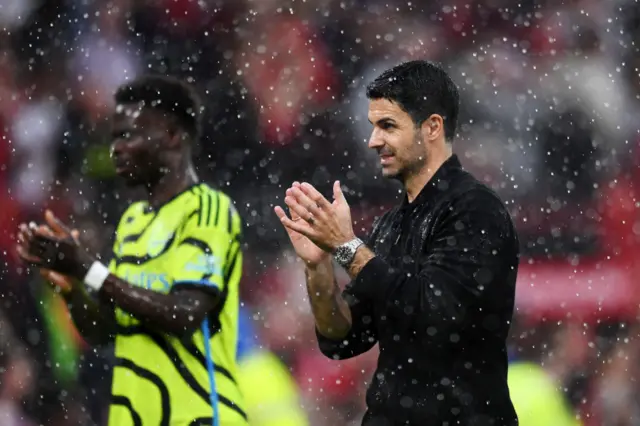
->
[420, 114, 445, 142]
[167, 129, 186, 149]
[165, 118, 186, 149]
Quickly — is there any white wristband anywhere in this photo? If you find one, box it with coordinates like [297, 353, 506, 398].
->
[83, 261, 110, 291]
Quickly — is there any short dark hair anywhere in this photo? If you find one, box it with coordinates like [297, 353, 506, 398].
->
[115, 75, 202, 141]
[366, 60, 460, 141]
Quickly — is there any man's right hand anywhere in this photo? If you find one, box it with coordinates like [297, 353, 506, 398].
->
[275, 182, 329, 268]
[38, 210, 81, 295]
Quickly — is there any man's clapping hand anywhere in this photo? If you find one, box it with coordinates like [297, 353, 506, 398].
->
[274, 180, 356, 262]
[16, 210, 90, 294]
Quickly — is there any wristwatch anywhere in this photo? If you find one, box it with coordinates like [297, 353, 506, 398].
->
[334, 237, 364, 268]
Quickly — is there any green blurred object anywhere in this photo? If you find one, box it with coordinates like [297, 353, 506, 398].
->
[238, 349, 309, 426]
[39, 283, 80, 385]
[508, 362, 581, 426]
[84, 144, 116, 178]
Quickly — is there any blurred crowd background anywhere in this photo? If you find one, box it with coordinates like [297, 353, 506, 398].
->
[1, 0, 640, 424]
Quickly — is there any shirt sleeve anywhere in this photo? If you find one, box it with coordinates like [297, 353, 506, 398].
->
[349, 189, 519, 333]
[315, 288, 378, 360]
[169, 193, 243, 295]
[314, 214, 390, 360]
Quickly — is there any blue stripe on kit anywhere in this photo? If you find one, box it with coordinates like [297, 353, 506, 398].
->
[202, 319, 220, 426]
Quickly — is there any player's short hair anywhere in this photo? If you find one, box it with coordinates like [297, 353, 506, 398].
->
[366, 60, 460, 142]
[115, 75, 202, 142]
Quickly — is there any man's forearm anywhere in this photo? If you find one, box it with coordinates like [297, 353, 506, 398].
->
[305, 259, 352, 340]
[99, 276, 217, 336]
[64, 284, 115, 346]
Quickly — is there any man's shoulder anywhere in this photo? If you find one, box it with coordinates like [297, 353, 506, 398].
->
[447, 170, 510, 213]
[116, 201, 148, 226]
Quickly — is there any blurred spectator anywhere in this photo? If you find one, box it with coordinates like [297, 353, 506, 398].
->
[236, 307, 309, 426]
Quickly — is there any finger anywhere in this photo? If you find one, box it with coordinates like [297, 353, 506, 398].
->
[16, 246, 44, 265]
[299, 182, 332, 210]
[34, 225, 55, 239]
[274, 206, 289, 222]
[40, 269, 72, 293]
[285, 196, 315, 223]
[333, 180, 347, 204]
[290, 187, 325, 217]
[45, 210, 73, 237]
[71, 230, 80, 242]
[17, 230, 28, 244]
[19, 223, 33, 240]
[285, 188, 302, 220]
[277, 207, 316, 236]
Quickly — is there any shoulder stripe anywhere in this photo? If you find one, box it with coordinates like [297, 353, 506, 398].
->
[111, 395, 142, 426]
[212, 192, 221, 227]
[115, 357, 170, 426]
[227, 203, 234, 235]
[223, 243, 242, 283]
[197, 192, 203, 227]
[205, 192, 214, 226]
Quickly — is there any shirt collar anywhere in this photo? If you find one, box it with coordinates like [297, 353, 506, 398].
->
[401, 154, 463, 208]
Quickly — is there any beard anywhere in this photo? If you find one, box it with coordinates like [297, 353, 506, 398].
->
[384, 131, 428, 181]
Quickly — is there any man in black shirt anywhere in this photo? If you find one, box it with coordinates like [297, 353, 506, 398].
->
[274, 60, 519, 426]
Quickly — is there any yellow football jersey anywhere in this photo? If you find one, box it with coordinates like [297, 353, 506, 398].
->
[107, 183, 246, 426]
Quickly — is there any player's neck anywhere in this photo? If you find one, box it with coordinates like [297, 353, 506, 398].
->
[404, 146, 452, 203]
[147, 166, 198, 209]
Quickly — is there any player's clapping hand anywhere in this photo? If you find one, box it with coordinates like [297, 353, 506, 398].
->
[16, 210, 95, 284]
[275, 180, 356, 253]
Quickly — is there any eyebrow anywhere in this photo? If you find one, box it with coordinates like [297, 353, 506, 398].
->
[368, 117, 396, 125]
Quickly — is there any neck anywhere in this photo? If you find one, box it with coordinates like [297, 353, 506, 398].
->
[147, 164, 198, 208]
[404, 144, 452, 203]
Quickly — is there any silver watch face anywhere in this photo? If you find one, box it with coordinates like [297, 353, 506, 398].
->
[335, 239, 361, 265]
[335, 245, 351, 264]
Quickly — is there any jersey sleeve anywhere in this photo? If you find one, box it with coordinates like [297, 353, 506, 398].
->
[169, 192, 243, 294]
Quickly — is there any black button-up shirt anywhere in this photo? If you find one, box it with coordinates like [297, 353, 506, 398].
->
[317, 155, 519, 426]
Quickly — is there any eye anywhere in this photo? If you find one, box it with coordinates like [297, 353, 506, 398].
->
[380, 122, 395, 130]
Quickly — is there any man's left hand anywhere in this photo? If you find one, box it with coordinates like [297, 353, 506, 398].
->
[282, 180, 356, 253]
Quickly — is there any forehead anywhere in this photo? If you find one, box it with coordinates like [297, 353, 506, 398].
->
[367, 98, 411, 122]
[112, 103, 156, 128]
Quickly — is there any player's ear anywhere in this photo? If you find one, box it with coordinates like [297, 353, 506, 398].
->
[165, 119, 185, 149]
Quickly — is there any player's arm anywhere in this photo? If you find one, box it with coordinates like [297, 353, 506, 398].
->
[61, 277, 116, 346]
[98, 279, 218, 337]
[308, 258, 378, 360]
[18, 212, 227, 338]
[22, 217, 116, 346]
[305, 258, 351, 339]
[308, 210, 389, 360]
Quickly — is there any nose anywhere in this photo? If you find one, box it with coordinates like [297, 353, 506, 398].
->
[368, 129, 385, 150]
[110, 139, 126, 159]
